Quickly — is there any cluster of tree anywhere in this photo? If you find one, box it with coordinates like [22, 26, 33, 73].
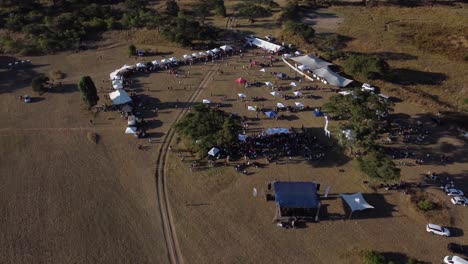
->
[323, 89, 399, 182]
[344, 55, 389, 80]
[0, 0, 225, 54]
[234, 1, 272, 21]
[279, 1, 315, 44]
[362, 249, 423, 264]
[175, 104, 242, 156]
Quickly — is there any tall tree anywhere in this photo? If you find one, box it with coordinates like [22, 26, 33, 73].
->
[78, 76, 99, 107]
[166, 0, 179, 16]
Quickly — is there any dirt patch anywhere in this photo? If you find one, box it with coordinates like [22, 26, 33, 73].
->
[302, 8, 344, 33]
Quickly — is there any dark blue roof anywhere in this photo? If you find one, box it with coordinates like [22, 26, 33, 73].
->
[274, 181, 319, 208]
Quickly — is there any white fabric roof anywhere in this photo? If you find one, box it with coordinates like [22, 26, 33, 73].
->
[341, 193, 374, 212]
[208, 147, 219, 156]
[109, 90, 132, 105]
[220, 45, 233, 51]
[298, 65, 309, 71]
[312, 67, 353, 87]
[125, 126, 136, 134]
[246, 37, 284, 52]
[291, 54, 333, 70]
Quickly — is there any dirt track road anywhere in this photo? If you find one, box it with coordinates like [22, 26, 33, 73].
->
[155, 63, 220, 264]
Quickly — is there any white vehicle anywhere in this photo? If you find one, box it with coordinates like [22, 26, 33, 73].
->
[426, 223, 450, 236]
[446, 189, 464, 196]
[451, 196, 468, 206]
[444, 256, 468, 264]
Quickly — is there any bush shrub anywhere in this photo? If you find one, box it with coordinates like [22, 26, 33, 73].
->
[283, 20, 314, 43]
[417, 200, 435, 211]
[362, 250, 387, 264]
[31, 75, 49, 94]
[78, 76, 99, 108]
[128, 44, 137, 56]
[344, 55, 389, 80]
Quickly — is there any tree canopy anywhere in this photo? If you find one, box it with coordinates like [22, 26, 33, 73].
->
[175, 104, 242, 156]
[31, 75, 49, 94]
[358, 150, 401, 182]
[78, 76, 99, 107]
[344, 55, 389, 80]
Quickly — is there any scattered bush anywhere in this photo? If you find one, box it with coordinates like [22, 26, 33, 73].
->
[87, 132, 99, 144]
[344, 55, 389, 80]
[362, 250, 387, 264]
[31, 75, 49, 94]
[235, 3, 272, 20]
[417, 199, 435, 211]
[128, 44, 137, 56]
[49, 70, 65, 81]
[283, 20, 314, 43]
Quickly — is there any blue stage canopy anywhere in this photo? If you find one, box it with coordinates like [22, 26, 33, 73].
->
[274, 181, 319, 208]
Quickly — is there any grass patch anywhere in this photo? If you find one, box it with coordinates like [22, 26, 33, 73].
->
[87, 132, 99, 144]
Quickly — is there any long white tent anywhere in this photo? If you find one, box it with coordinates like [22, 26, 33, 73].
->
[312, 67, 353, 87]
[291, 54, 333, 70]
[246, 36, 284, 52]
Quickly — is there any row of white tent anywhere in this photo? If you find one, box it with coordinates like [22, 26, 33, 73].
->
[109, 45, 234, 81]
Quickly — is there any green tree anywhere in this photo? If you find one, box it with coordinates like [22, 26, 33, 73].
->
[78, 76, 99, 107]
[235, 3, 271, 20]
[31, 75, 49, 94]
[166, 0, 179, 16]
[417, 200, 435, 211]
[362, 250, 387, 264]
[344, 55, 389, 80]
[283, 20, 314, 43]
[128, 44, 136, 56]
[358, 150, 400, 182]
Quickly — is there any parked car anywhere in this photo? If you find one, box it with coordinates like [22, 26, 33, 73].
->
[448, 243, 466, 255]
[443, 255, 468, 264]
[446, 189, 465, 196]
[451, 196, 468, 206]
[426, 223, 450, 236]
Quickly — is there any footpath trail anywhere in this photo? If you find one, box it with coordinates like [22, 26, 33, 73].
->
[155, 62, 220, 264]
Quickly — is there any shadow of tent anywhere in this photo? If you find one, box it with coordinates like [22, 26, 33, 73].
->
[341, 193, 396, 219]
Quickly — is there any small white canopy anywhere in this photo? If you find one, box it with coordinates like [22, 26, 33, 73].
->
[206, 50, 214, 55]
[136, 62, 146, 68]
[298, 65, 309, 71]
[198, 52, 207, 57]
[293, 91, 302, 96]
[112, 79, 122, 85]
[128, 115, 138, 126]
[109, 90, 132, 105]
[270, 91, 280, 96]
[294, 51, 301, 56]
[208, 147, 220, 156]
[259, 68, 266, 73]
[265, 82, 273, 87]
[220, 45, 233, 51]
[169, 57, 178, 63]
[160, 59, 170, 64]
[192, 53, 199, 58]
[238, 93, 247, 98]
[211, 48, 221, 53]
[290, 82, 297, 87]
[282, 53, 292, 59]
[202, 99, 211, 104]
[125, 127, 137, 134]
[183, 54, 191, 60]
[295, 102, 304, 107]
[112, 83, 123, 90]
[152, 60, 160, 65]
[340, 193, 374, 212]
[277, 102, 285, 108]
[247, 106, 257, 111]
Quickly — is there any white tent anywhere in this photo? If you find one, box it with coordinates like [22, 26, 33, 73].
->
[270, 91, 279, 96]
[259, 68, 266, 73]
[211, 48, 221, 54]
[298, 65, 309, 71]
[238, 93, 247, 98]
[128, 115, 139, 126]
[295, 102, 304, 108]
[136, 62, 146, 68]
[208, 147, 220, 156]
[312, 67, 353, 87]
[340, 193, 374, 217]
[282, 53, 293, 59]
[265, 82, 273, 87]
[206, 50, 214, 56]
[291, 54, 333, 70]
[202, 99, 211, 104]
[169, 57, 178, 63]
[109, 90, 132, 105]
[160, 59, 170, 64]
[192, 53, 199, 58]
[125, 127, 137, 134]
[183, 54, 192, 60]
[220, 45, 233, 51]
[277, 102, 285, 108]
[247, 106, 257, 111]
[198, 52, 207, 57]
[290, 82, 297, 87]
[152, 60, 160, 66]
[109, 64, 134, 80]
[246, 36, 284, 52]
[293, 91, 302, 96]
[112, 82, 123, 90]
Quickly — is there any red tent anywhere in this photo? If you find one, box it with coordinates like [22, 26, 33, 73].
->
[235, 77, 247, 84]
[251, 61, 258, 66]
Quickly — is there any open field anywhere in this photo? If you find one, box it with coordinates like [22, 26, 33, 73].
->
[0, 1, 467, 264]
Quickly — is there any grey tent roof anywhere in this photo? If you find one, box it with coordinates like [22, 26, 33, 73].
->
[312, 67, 353, 87]
[340, 193, 374, 212]
[291, 54, 333, 70]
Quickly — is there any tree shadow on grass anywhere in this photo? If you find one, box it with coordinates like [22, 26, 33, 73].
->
[381, 252, 430, 264]
[383, 68, 447, 86]
[305, 127, 351, 168]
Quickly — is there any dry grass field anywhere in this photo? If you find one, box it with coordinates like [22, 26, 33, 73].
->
[0, 1, 467, 264]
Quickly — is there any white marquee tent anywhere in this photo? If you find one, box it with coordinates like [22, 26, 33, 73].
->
[291, 54, 333, 70]
[220, 45, 233, 51]
[109, 90, 132, 105]
[246, 36, 284, 52]
[312, 67, 353, 88]
[340, 193, 374, 219]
